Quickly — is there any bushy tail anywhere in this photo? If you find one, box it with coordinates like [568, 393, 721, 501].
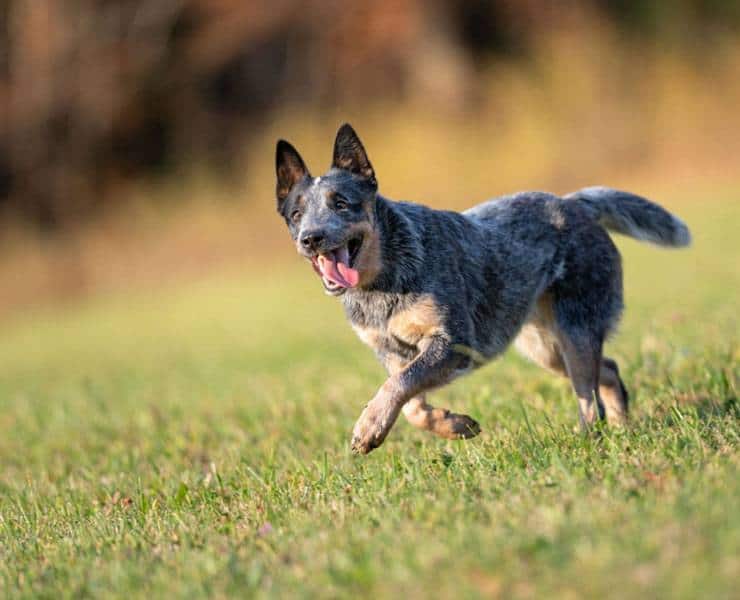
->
[565, 186, 691, 247]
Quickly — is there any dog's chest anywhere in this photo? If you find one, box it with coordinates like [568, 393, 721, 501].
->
[347, 293, 445, 362]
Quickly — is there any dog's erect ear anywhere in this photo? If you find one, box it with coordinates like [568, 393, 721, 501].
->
[332, 123, 376, 187]
[276, 140, 310, 209]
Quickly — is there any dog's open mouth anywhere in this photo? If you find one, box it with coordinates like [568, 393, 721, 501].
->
[311, 236, 363, 294]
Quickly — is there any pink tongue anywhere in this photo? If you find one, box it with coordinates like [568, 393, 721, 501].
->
[317, 248, 359, 288]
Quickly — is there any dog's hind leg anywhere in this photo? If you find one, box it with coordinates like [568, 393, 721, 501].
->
[402, 395, 481, 439]
[516, 324, 629, 425]
[516, 319, 603, 426]
[515, 293, 605, 427]
[516, 297, 629, 426]
[557, 332, 605, 428]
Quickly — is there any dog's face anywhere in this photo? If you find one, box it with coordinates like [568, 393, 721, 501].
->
[275, 124, 382, 295]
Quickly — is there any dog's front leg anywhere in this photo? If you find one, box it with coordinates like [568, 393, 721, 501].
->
[351, 336, 464, 454]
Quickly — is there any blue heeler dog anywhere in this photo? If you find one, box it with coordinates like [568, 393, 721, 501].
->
[275, 124, 691, 454]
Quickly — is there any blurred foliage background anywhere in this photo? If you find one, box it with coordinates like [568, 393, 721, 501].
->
[1, 0, 739, 317]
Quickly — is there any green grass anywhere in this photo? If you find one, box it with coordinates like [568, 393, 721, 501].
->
[0, 195, 738, 599]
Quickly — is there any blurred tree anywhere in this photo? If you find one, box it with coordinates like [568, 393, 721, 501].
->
[1, 0, 738, 228]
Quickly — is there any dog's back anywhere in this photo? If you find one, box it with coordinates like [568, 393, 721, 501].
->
[461, 187, 689, 351]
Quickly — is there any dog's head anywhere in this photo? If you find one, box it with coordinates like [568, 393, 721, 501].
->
[275, 124, 382, 296]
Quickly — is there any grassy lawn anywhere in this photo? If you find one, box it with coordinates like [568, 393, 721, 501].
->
[0, 192, 738, 599]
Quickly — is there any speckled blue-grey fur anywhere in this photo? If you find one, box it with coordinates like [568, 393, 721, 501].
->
[341, 188, 689, 365]
[275, 123, 691, 452]
[565, 186, 691, 247]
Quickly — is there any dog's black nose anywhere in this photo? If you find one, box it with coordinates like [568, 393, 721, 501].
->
[300, 230, 325, 251]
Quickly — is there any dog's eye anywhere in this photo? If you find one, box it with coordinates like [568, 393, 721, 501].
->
[334, 196, 349, 211]
[290, 210, 302, 224]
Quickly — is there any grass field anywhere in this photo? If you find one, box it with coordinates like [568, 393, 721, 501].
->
[0, 190, 738, 599]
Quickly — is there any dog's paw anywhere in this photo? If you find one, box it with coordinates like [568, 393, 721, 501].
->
[445, 413, 481, 439]
[351, 433, 381, 455]
[351, 402, 390, 455]
[427, 410, 481, 440]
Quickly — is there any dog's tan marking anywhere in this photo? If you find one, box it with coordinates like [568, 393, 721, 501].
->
[599, 360, 628, 424]
[514, 293, 565, 373]
[354, 225, 382, 287]
[402, 395, 481, 440]
[351, 324, 383, 352]
[388, 295, 445, 346]
[382, 354, 408, 375]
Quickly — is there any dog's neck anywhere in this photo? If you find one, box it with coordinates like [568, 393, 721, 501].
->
[363, 195, 424, 293]
[340, 195, 424, 326]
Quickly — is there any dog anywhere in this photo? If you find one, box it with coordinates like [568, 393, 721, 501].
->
[275, 123, 691, 454]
